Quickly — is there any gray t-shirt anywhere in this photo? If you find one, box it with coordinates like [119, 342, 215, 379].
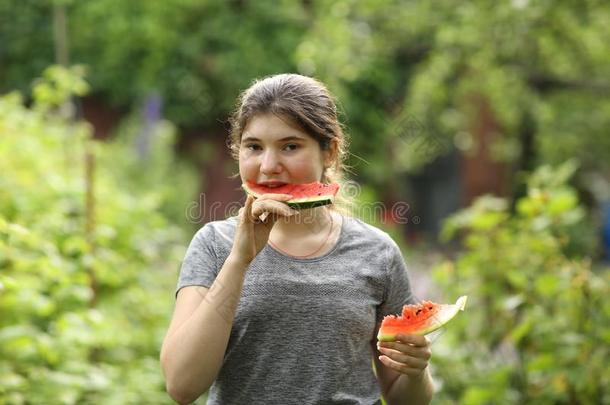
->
[176, 214, 415, 405]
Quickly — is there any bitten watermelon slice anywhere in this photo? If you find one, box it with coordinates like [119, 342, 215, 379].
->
[377, 296, 468, 341]
[242, 180, 340, 210]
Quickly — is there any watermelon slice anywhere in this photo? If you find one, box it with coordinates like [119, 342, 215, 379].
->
[377, 296, 468, 341]
[242, 180, 340, 210]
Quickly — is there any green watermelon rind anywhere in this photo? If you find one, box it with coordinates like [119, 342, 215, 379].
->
[242, 182, 337, 210]
[377, 296, 468, 341]
[285, 197, 335, 210]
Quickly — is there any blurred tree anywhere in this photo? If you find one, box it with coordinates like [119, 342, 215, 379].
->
[295, 1, 610, 192]
[1, 0, 609, 205]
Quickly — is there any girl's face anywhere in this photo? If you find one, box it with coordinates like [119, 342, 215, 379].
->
[239, 113, 332, 186]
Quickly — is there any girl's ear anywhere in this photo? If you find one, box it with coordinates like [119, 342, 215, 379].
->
[323, 138, 338, 168]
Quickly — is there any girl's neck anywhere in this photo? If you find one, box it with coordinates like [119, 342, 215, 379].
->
[272, 206, 334, 238]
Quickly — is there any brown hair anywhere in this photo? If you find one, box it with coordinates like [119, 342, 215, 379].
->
[227, 73, 355, 216]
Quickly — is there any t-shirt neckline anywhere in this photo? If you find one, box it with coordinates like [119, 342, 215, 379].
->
[265, 213, 346, 262]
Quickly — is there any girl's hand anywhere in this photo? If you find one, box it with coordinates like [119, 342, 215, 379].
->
[377, 334, 432, 379]
[231, 193, 298, 266]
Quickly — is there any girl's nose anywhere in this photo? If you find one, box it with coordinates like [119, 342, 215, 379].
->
[260, 149, 282, 174]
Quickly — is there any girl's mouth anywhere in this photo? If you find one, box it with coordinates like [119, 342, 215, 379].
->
[258, 181, 288, 188]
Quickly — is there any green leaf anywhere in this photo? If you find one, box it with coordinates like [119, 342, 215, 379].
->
[547, 189, 577, 215]
[535, 274, 560, 297]
[461, 386, 496, 405]
[508, 318, 533, 344]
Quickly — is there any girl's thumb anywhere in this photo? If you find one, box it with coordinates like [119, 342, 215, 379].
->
[242, 195, 252, 222]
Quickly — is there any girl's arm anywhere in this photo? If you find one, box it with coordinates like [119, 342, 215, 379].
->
[382, 367, 434, 405]
[372, 331, 434, 405]
[160, 254, 249, 404]
[372, 340, 401, 397]
[160, 194, 294, 403]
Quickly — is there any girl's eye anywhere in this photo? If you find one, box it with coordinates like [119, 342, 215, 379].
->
[245, 144, 261, 151]
[245, 143, 299, 151]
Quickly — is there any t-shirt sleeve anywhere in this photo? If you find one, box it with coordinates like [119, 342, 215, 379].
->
[376, 238, 415, 325]
[175, 223, 219, 298]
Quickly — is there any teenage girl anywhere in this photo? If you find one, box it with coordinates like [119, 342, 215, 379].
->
[160, 74, 433, 404]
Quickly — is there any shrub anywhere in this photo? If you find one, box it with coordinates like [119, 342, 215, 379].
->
[431, 161, 610, 404]
[0, 66, 196, 404]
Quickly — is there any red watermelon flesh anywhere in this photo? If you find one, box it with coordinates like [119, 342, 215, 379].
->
[377, 296, 467, 341]
[242, 180, 340, 210]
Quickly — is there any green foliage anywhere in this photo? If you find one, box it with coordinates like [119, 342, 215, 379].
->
[2, 0, 610, 191]
[69, 0, 308, 127]
[0, 66, 197, 403]
[431, 161, 610, 404]
[397, 0, 610, 175]
[274, 0, 610, 184]
[31, 65, 89, 110]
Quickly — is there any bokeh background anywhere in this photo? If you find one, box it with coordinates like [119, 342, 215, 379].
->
[1, 1, 609, 404]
